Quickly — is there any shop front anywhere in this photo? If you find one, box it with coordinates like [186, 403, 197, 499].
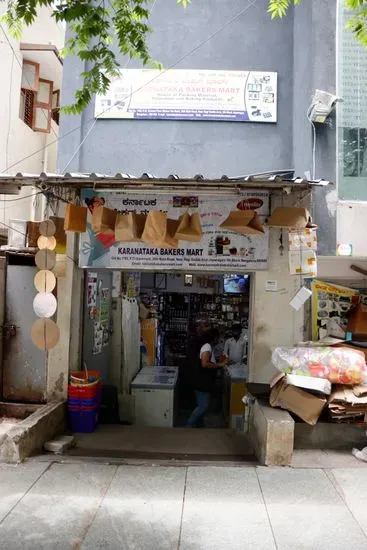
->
[0, 173, 342, 462]
[64, 178, 317, 458]
[78, 187, 267, 439]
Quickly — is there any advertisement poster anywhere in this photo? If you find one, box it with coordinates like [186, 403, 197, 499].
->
[100, 288, 110, 323]
[311, 280, 359, 341]
[87, 272, 97, 319]
[126, 272, 141, 298]
[93, 322, 103, 355]
[99, 288, 110, 348]
[94, 69, 277, 123]
[80, 190, 269, 271]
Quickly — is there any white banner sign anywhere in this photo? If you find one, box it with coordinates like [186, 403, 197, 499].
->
[80, 190, 269, 271]
[95, 69, 278, 123]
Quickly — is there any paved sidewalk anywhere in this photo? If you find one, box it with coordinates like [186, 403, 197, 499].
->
[1, 460, 367, 549]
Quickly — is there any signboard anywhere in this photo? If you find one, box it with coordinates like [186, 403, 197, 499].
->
[80, 190, 269, 271]
[94, 69, 277, 123]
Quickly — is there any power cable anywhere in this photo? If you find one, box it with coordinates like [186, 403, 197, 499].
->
[4, 47, 15, 228]
[3, 0, 258, 175]
[0, 191, 44, 202]
[5, 51, 14, 171]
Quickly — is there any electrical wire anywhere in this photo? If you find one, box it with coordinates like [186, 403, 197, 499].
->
[310, 120, 317, 180]
[3, 0, 258, 175]
[4, 47, 15, 229]
[0, 190, 44, 202]
[5, 51, 14, 171]
[306, 102, 317, 180]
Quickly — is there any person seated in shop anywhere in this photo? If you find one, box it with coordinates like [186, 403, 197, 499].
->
[186, 328, 228, 428]
[224, 324, 247, 365]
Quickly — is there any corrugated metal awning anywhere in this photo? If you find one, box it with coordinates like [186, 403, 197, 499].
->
[0, 172, 331, 192]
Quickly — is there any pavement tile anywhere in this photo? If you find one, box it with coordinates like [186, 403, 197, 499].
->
[0, 462, 49, 523]
[330, 468, 367, 538]
[179, 466, 276, 550]
[0, 462, 116, 550]
[257, 467, 367, 550]
[81, 465, 186, 550]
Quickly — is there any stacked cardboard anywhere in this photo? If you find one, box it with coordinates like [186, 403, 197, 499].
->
[328, 384, 367, 423]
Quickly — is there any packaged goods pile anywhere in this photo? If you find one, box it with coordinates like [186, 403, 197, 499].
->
[270, 346, 367, 425]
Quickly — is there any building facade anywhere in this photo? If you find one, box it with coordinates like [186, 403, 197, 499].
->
[58, 0, 342, 255]
[0, 5, 64, 235]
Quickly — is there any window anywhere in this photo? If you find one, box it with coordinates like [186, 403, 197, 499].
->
[19, 61, 55, 133]
[21, 60, 39, 91]
[337, 1, 367, 200]
[20, 89, 34, 129]
[52, 90, 60, 125]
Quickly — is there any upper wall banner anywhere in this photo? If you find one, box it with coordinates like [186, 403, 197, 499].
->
[94, 69, 278, 123]
[79, 190, 269, 271]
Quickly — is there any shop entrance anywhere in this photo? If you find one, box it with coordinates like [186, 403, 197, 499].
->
[138, 272, 250, 429]
[75, 270, 253, 460]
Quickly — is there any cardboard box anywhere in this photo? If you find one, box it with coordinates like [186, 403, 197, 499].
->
[270, 373, 327, 425]
[268, 207, 315, 229]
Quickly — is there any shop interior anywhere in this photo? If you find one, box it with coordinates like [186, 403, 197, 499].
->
[83, 271, 251, 437]
[136, 272, 250, 430]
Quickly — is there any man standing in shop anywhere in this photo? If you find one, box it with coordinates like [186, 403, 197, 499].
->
[186, 328, 228, 428]
[224, 324, 247, 365]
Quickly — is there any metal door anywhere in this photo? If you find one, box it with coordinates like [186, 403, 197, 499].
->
[2, 265, 47, 402]
[82, 271, 112, 381]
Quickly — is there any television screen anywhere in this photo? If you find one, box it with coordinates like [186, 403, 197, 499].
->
[223, 274, 249, 294]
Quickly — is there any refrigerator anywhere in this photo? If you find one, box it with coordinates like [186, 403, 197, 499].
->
[131, 371, 178, 428]
[140, 366, 179, 375]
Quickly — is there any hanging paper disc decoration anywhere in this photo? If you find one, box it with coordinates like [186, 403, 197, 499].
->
[33, 292, 57, 318]
[35, 249, 56, 270]
[39, 219, 56, 237]
[34, 270, 56, 293]
[31, 318, 60, 350]
[37, 235, 57, 251]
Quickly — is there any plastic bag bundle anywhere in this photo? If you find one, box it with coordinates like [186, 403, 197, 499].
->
[272, 346, 367, 385]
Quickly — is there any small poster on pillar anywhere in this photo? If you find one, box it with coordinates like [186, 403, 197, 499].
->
[79, 190, 270, 271]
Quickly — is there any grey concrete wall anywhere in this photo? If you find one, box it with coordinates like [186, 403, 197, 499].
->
[292, 0, 337, 255]
[58, 0, 337, 250]
[59, 0, 294, 177]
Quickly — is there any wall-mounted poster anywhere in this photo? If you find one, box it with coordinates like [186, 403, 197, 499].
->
[80, 190, 270, 271]
[93, 322, 103, 354]
[87, 272, 98, 319]
[94, 69, 278, 123]
[311, 280, 359, 341]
